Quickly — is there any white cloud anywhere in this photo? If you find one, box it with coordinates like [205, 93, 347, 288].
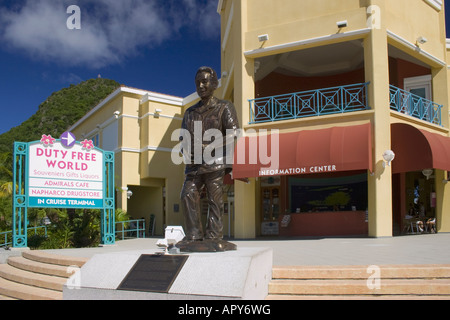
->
[0, 0, 220, 68]
[165, 0, 221, 40]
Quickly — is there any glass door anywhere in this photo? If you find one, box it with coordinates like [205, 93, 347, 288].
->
[261, 186, 281, 236]
[262, 187, 280, 221]
[404, 75, 432, 100]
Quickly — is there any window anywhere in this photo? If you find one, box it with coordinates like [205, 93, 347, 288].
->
[404, 75, 432, 100]
[88, 134, 99, 147]
[102, 121, 118, 151]
[289, 174, 368, 213]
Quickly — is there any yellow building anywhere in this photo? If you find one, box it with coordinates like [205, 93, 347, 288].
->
[69, 86, 194, 236]
[218, 0, 450, 238]
[71, 0, 450, 239]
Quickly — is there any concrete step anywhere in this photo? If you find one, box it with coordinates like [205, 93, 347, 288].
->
[7, 256, 74, 278]
[0, 250, 90, 300]
[268, 265, 450, 300]
[269, 278, 450, 296]
[22, 251, 88, 268]
[0, 264, 67, 291]
[0, 276, 62, 300]
[0, 294, 18, 300]
[0, 251, 89, 300]
[272, 265, 450, 280]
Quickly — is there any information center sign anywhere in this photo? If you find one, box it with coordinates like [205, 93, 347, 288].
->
[28, 141, 104, 208]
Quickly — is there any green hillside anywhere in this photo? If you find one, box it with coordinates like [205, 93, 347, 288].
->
[0, 78, 121, 154]
[0, 78, 122, 238]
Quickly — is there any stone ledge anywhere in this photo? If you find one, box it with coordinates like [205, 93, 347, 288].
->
[64, 247, 273, 300]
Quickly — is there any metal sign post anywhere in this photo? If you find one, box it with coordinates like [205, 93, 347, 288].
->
[12, 142, 28, 248]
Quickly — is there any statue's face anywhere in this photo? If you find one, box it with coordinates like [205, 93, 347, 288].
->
[195, 71, 215, 99]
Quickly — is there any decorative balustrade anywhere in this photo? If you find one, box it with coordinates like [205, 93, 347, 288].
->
[389, 85, 442, 126]
[249, 83, 442, 127]
[249, 83, 370, 124]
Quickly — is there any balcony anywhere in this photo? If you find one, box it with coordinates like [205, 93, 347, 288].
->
[249, 83, 370, 124]
[389, 85, 442, 126]
[249, 83, 443, 127]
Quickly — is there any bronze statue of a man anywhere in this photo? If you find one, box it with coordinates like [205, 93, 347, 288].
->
[176, 66, 239, 252]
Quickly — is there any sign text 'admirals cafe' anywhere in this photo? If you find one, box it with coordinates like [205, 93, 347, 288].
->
[28, 132, 104, 208]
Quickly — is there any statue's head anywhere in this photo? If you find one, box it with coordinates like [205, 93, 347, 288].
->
[195, 66, 219, 99]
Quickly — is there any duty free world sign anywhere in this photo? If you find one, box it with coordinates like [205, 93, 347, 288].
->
[12, 132, 116, 247]
[28, 133, 104, 208]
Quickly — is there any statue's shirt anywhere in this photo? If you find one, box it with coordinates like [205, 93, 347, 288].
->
[181, 97, 240, 175]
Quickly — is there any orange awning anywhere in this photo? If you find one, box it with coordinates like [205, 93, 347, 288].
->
[391, 123, 450, 174]
[232, 123, 372, 179]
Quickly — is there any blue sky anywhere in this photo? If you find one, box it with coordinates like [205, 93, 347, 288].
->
[0, 0, 221, 134]
[1, 1, 450, 135]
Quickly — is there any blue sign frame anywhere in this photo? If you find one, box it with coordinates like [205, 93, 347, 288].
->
[12, 139, 115, 248]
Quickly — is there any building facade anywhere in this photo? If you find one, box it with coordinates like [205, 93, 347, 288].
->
[70, 0, 450, 239]
[218, 0, 450, 238]
[69, 87, 192, 236]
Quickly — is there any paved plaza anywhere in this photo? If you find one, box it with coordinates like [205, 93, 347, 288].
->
[40, 233, 450, 266]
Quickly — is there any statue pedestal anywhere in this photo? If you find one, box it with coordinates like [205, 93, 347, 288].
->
[63, 247, 273, 300]
[175, 239, 237, 252]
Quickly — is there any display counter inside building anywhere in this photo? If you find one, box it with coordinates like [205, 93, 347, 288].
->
[279, 211, 368, 237]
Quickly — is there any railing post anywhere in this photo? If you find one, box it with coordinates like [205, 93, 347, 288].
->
[365, 83, 369, 109]
[293, 93, 298, 120]
[315, 89, 320, 116]
[249, 99, 254, 123]
[437, 105, 442, 126]
[143, 221, 146, 238]
[270, 97, 274, 121]
[409, 92, 414, 116]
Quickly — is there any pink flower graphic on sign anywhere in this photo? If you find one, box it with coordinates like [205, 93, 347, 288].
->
[40, 134, 56, 147]
[81, 139, 94, 151]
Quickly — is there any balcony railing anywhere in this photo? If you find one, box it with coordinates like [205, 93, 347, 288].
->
[1, 226, 48, 248]
[115, 219, 146, 240]
[389, 85, 442, 126]
[249, 83, 370, 124]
